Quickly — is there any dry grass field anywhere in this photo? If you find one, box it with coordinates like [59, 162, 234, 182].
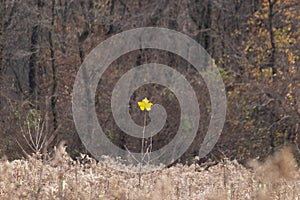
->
[0, 145, 299, 200]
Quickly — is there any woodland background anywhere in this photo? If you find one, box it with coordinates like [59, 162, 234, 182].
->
[0, 0, 299, 164]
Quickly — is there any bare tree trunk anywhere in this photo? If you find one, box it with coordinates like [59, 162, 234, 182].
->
[189, 0, 213, 69]
[28, 0, 43, 98]
[61, 0, 68, 54]
[0, 0, 17, 87]
[107, 0, 115, 34]
[0, 5, 4, 86]
[251, 0, 260, 14]
[49, 0, 58, 131]
[268, 0, 277, 74]
[77, 1, 91, 63]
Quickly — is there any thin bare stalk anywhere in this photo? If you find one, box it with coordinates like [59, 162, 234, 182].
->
[141, 111, 147, 163]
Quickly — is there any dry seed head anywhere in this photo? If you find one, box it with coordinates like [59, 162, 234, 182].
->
[50, 140, 68, 166]
[249, 146, 297, 183]
[256, 190, 272, 200]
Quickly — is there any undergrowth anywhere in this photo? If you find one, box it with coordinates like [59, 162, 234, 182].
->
[0, 145, 299, 199]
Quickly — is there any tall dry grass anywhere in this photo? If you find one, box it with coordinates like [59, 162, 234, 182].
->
[248, 145, 299, 199]
[0, 145, 299, 199]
